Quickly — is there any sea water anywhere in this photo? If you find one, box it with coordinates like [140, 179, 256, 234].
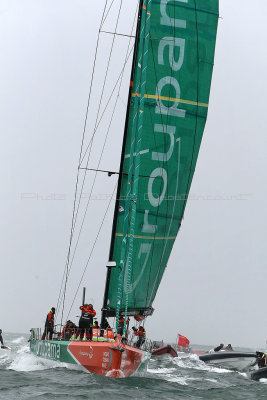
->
[0, 333, 266, 399]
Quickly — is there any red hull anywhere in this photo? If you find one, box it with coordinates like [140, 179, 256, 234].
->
[68, 340, 146, 377]
[151, 345, 178, 358]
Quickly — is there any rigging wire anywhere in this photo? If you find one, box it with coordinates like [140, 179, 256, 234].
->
[56, 0, 109, 325]
[100, 0, 116, 29]
[100, 0, 139, 31]
[58, 0, 122, 317]
[78, 45, 134, 167]
[57, 1, 139, 320]
[68, 0, 129, 240]
[56, 44, 135, 315]
[66, 182, 118, 319]
[68, 43, 135, 248]
[69, 0, 125, 235]
[81, 0, 124, 164]
[59, 3, 139, 315]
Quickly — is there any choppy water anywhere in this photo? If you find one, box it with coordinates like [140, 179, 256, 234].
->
[1, 333, 266, 399]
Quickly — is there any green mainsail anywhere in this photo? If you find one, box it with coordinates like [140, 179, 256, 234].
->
[105, 0, 219, 319]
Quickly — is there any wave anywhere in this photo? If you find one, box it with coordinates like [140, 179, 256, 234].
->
[146, 351, 237, 389]
[11, 336, 25, 344]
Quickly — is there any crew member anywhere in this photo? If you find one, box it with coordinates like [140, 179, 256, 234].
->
[256, 351, 267, 368]
[93, 320, 99, 328]
[103, 318, 111, 329]
[225, 344, 234, 351]
[77, 304, 96, 340]
[62, 320, 77, 340]
[0, 329, 4, 346]
[214, 343, 224, 352]
[133, 326, 146, 348]
[41, 307, 55, 340]
[118, 316, 130, 336]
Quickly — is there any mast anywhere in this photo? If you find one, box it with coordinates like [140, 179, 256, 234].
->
[101, 0, 144, 329]
[82, 287, 86, 306]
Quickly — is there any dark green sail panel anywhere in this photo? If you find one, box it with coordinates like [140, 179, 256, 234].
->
[107, 0, 219, 316]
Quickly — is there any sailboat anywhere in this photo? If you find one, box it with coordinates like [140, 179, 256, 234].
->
[29, 0, 219, 378]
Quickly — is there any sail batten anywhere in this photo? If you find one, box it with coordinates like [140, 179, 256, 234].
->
[105, 0, 219, 318]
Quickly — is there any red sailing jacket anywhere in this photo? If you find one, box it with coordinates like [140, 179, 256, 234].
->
[79, 305, 96, 317]
[133, 327, 146, 336]
[119, 317, 130, 324]
[137, 327, 146, 336]
[62, 322, 76, 338]
[45, 311, 55, 327]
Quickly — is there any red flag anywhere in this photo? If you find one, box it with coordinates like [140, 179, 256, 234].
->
[177, 334, 190, 348]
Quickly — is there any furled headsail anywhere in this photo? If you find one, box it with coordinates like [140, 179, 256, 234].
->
[103, 0, 219, 319]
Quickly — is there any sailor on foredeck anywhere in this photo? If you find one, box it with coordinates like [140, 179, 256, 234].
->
[77, 303, 96, 340]
[41, 307, 55, 340]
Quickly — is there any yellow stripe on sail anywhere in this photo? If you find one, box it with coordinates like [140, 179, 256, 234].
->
[131, 92, 208, 108]
[115, 233, 176, 240]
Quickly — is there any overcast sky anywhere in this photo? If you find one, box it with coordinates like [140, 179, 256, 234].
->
[0, 0, 267, 349]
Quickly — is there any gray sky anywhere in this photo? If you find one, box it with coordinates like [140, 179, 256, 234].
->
[0, 0, 267, 349]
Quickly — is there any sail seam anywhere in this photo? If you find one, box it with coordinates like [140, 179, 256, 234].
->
[132, 93, 208, 107]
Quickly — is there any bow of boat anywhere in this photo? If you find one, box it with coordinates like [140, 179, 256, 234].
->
[30, 338, 150, 378]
